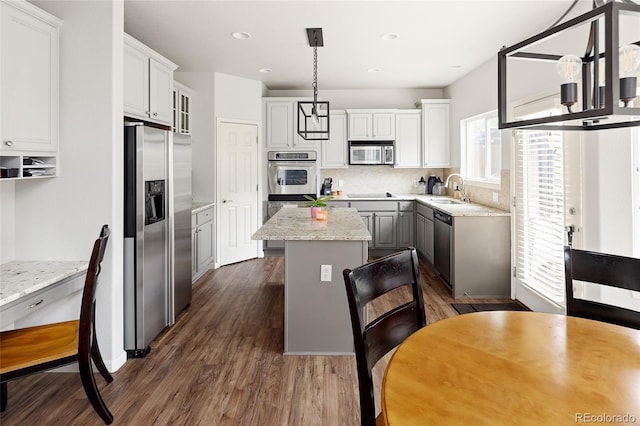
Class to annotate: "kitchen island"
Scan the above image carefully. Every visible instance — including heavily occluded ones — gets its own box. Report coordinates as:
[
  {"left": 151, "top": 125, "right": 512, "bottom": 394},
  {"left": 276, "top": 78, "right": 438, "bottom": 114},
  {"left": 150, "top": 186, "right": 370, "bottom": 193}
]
[{"left": 252, "top": 207, "right": 371, "bottom": 355}]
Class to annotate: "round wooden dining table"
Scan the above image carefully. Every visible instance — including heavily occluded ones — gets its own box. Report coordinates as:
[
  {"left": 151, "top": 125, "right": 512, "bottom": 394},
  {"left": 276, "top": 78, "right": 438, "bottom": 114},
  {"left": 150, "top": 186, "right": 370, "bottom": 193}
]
[{"left": 381, "top": 311, "right": 640, "bottom": 425}]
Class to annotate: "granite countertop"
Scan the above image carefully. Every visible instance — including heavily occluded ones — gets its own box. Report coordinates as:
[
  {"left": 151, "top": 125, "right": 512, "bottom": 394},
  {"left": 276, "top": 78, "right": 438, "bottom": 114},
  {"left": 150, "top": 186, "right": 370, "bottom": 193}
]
[
  {"left": 0, "top": 261, "right": 89, "bottom": 307},
  {"left": 252, "top": 207, "right": 371, "bottom": 241},
  {"left": 329, "top": 193, "right": 510, "bottom": 217},
  {"left": 192, "top": 201, "right": 215, "bottom": 215}
]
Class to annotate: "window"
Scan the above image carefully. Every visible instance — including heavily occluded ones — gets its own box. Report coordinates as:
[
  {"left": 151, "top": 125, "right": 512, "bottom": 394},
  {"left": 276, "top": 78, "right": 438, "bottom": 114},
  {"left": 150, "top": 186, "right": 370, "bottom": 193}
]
[{"left": 460, "top": 111, "right": 501, "bottom": 185}]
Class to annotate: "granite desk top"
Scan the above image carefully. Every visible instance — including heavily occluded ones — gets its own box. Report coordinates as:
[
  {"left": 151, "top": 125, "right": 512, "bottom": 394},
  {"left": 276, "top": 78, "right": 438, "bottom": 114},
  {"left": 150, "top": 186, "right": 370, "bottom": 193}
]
[
  {"left": 252, "top": 207, "right": 371, "bottom": 241},
  {"left": 0, "top": 261, "right": 88, "bottom": 307},
  {"left": 192, "top": 201, "right": 215, "bottom": 215}
]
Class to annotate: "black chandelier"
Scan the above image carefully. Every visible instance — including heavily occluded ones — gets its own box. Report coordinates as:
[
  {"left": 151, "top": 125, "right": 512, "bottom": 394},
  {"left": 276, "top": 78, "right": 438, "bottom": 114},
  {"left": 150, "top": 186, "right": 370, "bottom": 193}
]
[
  {"left": 498, "top": 0, "right": 640, "bottom": 131},
  {"left": 298, "top": 28, "right": 330, "bottom": 140}
]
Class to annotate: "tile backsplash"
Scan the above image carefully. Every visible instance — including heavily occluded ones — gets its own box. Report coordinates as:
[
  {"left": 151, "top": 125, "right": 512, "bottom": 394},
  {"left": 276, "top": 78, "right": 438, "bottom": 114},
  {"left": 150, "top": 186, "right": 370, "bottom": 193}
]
[{"left": 320, "top": 167, "right": 445, "bottom": 195}]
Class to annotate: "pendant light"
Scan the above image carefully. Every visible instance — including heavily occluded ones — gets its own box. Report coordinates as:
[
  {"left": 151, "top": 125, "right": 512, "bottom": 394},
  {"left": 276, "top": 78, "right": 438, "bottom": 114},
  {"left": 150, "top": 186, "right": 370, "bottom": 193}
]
[
  {"left": 498, "top": 0, "right": 640, "bottom": 131},
  {"left": 298, "top": 28, "right": 330, "bottom": 140}
]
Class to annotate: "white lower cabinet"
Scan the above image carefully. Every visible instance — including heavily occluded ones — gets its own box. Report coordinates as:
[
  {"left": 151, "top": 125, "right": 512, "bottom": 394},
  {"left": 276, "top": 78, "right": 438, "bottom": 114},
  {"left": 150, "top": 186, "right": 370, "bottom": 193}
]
[{"left": 192, "top": 207, "right": 214, "bottom": 282}]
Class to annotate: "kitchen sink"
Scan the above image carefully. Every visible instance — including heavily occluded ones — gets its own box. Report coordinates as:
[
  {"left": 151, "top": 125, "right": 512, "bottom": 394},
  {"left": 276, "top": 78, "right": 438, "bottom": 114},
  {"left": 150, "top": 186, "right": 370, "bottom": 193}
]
[{"left": 430, "top": 199, "right": 463, "bottom": 205}]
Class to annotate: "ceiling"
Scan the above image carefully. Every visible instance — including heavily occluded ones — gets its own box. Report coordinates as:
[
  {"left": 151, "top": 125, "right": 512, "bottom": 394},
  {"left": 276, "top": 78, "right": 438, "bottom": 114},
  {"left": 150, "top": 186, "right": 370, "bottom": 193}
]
[{"left": 123, "top": 0, "right": 589, "bottom": 91}]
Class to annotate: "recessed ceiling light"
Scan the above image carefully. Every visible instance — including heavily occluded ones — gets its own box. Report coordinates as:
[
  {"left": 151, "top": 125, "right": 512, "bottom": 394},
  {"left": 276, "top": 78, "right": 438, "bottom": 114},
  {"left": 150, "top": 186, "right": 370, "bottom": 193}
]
[
  {"left": 231, "top": 32, "right": 251, "bottom": 40},
  {"left": 380, "top": 33, "right": 399, "bottom": 41},
  {"left": 258, "top": 68, "right": 272, "bottom": 73},
  {"left": 367, "top": 68, "right": 381, "bottom": 73}
]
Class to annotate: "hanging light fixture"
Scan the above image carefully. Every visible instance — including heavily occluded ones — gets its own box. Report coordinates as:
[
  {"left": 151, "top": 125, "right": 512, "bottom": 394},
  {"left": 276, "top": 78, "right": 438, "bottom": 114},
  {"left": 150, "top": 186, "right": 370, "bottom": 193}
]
[
  {"left": 498, "top": 0, "right": 640, "bottom": 131},
  {"left": 298, "top": 28, "right": 330, "bottom": 140}
]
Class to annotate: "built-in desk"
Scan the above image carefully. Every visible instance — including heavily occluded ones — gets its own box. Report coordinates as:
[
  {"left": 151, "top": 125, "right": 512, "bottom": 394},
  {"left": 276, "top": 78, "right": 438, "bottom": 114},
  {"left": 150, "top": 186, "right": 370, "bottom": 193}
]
[
  {"left": 0, "top": 261, "right": 88, "bottom": 330},
  {"left": 252, "top": 207, "right": 371, "bottom": 355}
]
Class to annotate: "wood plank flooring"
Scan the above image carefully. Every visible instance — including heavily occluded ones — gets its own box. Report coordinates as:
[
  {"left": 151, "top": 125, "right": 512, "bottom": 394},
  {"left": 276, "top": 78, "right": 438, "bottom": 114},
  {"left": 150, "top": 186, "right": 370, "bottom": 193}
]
[{"left": 0, "top": 255, "right": 513, "bottom": 425}]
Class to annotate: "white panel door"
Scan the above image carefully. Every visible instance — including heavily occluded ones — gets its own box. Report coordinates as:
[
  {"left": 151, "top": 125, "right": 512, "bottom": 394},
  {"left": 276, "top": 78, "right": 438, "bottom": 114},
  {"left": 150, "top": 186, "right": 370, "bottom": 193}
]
[{"left": 219, "top": 121, "right": 259, "bottom": 265}]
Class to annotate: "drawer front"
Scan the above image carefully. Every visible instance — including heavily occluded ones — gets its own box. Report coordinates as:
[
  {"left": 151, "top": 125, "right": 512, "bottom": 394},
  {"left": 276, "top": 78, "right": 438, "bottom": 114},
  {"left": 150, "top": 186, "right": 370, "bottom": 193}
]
[
  {"left": 350, "top": 201, "right": 397, "bottom": 211},
  {"left": 1, "top": 273, "right": 85, "bottom": 329},
  {"left": 416, "top": 203, "right": 433, "bottom": 218},
  {"left": 196, "top": 207, "right": 214, "bottom": 225},
  {"left": 398, "top": 201, "right": 414, "bottom": 212}
]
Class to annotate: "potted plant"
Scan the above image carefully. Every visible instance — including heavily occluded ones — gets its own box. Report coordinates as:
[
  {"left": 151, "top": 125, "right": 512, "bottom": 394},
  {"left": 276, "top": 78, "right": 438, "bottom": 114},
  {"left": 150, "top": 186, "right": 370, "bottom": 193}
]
[{"left": 304, "top": 194, "right": 333, "bottom": 218}]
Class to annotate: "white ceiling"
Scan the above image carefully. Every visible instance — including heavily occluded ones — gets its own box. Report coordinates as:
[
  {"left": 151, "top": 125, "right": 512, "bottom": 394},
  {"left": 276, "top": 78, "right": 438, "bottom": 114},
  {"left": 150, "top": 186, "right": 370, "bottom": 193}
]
[{"left": 123, "top": 0, "right": 589, "bottom": 90}]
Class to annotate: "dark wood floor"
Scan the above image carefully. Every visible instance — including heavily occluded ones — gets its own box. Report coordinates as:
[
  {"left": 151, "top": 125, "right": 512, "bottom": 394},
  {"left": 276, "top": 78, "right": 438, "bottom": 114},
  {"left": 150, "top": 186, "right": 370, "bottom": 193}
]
[{"left": 0, "top": 255, "right": 512, "bottom": 425}]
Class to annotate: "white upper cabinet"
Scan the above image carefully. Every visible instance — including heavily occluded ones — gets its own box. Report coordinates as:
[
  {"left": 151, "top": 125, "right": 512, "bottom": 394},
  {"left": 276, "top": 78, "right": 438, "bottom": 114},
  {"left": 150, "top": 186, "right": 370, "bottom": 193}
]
[
  {"left": 394, "top": 110, "right": 422, "bottom": 168},
  {"left": 264, "top": 98, "right": 318, "bottom": 149},
  {"left": 124, "top": 34, "right": 177, "bottom": 126},
  {"left": 321, "top": 110, "right": 347, "bottom": 168},
  {"left": 347, "top": 110, "right": 395, "bottom": 140},
  {"left": 173, "top": 81, "right": 193, "bottom": 135},
  {"left": 418, "top": 99, "right": 450, "bottom": 168},
  {"left": 1, "top": 0, "right": 61, "bottom": 153}
]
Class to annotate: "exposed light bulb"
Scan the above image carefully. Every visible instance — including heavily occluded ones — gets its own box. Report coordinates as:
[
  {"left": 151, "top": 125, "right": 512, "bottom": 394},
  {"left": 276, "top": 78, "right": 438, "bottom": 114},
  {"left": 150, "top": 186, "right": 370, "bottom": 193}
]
[
  {"left": 556, "top": 54, "right": 582, "bottom": 112},
  {"left": 619, "top": 44, "right": 639, "bottom": 107},
  {"left": 556, "top": 54, "right": 582, "bottom": 84},
  {"left": 619, "top": 44, "right": 640, "bottom": 78},
  {"left": 311, "top": 113, "right": 320, "bottom": 131}
]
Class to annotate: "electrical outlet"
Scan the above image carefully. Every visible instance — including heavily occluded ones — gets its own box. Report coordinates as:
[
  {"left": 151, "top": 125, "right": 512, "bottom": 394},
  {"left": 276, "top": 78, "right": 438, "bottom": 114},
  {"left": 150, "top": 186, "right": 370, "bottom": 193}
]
[
  {"left": 320, "top": 264, "right": 332, "bottom": 282},
  {"left": 338, "top": 180, "right": 344, "bottom": 188},
  {"left": 493, "top": 192, "right": 499, "bottom": 203}
]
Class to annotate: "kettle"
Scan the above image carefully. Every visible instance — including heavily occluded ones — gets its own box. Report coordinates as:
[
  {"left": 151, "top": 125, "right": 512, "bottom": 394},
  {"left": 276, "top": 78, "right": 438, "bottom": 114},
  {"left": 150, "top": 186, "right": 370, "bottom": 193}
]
[{"left": 321, "top": 178, "right": 332, "bottom": 196}]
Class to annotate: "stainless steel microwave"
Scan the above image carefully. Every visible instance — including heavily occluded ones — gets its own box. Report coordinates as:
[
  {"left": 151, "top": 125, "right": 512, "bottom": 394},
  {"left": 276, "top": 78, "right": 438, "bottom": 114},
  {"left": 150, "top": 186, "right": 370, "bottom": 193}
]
[{"left": 349, "top": 141, "right": 394, "bottom": 165}]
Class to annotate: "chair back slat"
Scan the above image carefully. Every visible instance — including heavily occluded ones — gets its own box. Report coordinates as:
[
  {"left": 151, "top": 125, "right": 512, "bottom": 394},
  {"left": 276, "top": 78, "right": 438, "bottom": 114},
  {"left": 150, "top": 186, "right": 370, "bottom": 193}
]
[
  {"left": 343, "top": 247, "right": 426, "bottom": 426},
  {"left": 79, "top": 225, "right": 110, "bottom": 354},
  {"left": 364, "top": 302, "right": 422, "bottom": 371},
  {"left": 564, "top": 245, "right": 640, "bottom": 330}
]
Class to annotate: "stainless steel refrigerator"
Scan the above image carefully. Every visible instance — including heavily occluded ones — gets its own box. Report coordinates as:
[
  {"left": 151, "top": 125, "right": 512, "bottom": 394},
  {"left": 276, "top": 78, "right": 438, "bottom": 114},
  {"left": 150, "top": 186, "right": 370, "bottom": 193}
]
[
  {"left": 124, "top": 123, "right": 170, "bottom": 358},
  {"left": 169, "top": 133, "right": 192, "bottom": 323}
]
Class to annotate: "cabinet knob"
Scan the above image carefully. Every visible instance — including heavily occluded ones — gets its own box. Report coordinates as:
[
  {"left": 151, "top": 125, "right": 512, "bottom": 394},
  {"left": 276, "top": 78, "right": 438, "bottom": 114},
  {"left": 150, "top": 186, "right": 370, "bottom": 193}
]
[
  {"left": 4, "top": 140, "right": 13, "bottom": 147},
  {"left": 153, "top": 112, "right": 158, "bottom": 117}
]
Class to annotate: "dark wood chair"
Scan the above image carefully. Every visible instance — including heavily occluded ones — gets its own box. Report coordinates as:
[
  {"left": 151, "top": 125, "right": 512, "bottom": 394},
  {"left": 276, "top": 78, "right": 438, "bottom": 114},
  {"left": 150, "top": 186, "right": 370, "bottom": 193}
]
[
  {"left": 564, "top": 245, "right": 640, "bottom": 330},
  {"left": 0, "top": 225, "right": 114, "bottom": 424},
  {"left": 343, "top": 247, "right": 427, "bottom": 426}
]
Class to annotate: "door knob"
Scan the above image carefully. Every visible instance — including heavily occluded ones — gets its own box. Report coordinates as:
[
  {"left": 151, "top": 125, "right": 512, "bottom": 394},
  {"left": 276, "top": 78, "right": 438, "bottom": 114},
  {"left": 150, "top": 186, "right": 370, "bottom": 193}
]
[
  {"left": 4, "top": 140, "right": 13, "bottom": 146},
  {"left": 222, "top": 199, "right": 233, "bottom": 203}
]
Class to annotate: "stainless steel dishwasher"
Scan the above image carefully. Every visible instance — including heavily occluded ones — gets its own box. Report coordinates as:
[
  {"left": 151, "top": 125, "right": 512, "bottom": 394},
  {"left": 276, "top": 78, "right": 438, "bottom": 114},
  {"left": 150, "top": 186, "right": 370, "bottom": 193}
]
[{"left": 433, "top": 210, "right": 452, "bottom": 287}]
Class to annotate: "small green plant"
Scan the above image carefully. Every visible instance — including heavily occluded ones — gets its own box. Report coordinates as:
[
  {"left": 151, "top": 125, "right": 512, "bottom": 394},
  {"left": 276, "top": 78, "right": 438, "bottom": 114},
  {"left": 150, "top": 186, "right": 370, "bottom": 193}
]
[{"left": 303, "top": 194, "right": 333, "bottom": 207}]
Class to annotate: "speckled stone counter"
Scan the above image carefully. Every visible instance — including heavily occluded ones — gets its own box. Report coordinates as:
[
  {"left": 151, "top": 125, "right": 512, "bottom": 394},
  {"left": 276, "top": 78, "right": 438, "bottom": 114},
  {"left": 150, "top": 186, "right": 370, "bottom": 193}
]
[
  {"left": 252, "top": 207, "right": 371, "bottom": 241},
  {"left": 0, "top": 261, "right": 88, "bottom": 307},
  {"left": 253, "top": 207, "right": 368, "bottom": 356},
  {"left": 192, "top": 201, "right": 215, "bottom": 215}
]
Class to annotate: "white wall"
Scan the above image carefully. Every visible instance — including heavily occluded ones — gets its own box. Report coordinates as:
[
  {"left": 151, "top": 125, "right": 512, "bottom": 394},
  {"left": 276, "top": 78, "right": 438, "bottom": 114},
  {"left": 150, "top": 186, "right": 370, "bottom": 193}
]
[
  {"left": 174, "top": 72, "right": 216, "bottom": 203},
  {"left": 0, "top": 181, "right": 15, "bottom": 262},
  {"left": 24, "top": 0, "right": 127, "bottom": 370},
  {"left": 269, "top": 88, "right": 442, "bottom": 109}
]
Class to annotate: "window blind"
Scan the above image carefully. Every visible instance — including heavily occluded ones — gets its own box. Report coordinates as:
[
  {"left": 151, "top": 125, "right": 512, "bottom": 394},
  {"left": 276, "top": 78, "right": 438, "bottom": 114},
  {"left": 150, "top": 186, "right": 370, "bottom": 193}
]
[{"left": 514, "top": 122, "right": 565, "bottom": 308}]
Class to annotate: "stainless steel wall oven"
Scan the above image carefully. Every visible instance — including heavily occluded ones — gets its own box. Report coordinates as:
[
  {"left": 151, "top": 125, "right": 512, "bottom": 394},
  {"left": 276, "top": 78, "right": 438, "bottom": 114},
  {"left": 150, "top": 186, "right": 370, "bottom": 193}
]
[{"left": 267, "top": 151, "right": 317, "bottom": 201}]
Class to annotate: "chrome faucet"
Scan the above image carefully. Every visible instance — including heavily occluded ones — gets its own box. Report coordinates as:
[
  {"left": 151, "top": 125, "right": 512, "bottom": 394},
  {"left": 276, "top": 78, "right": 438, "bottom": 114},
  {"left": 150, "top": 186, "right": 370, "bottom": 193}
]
[{"left": 444, "top": 173, "right": 469, "bottom": 202}]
